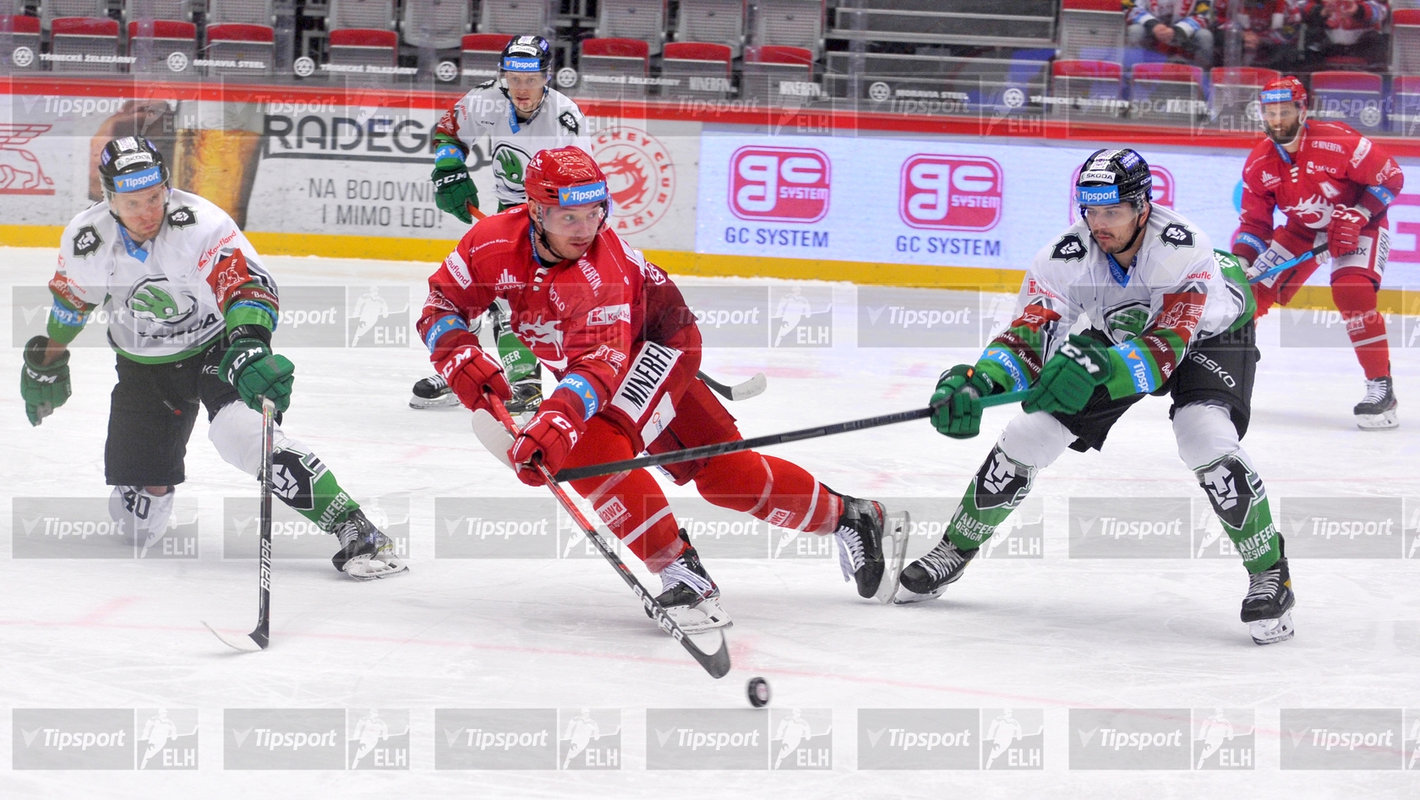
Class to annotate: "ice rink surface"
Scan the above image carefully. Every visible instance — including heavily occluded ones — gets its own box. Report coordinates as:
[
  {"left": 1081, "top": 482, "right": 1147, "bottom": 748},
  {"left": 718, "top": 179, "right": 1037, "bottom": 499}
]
[{"left": 1, "top": 247, "right": 1417, "bottom": 798}]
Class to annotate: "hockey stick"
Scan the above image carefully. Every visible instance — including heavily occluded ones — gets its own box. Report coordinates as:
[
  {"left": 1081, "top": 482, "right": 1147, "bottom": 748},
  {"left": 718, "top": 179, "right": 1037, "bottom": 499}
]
[
  {"left": 203, "top": 395, "right": 276, "bottom": 652},
  {"left": 697, "top": 370, "right": 767, "bottom": 401},
  {"left": 476, "top": 402, "right": 732, "bottom": 679},
  {"left": 556, "top": 390, "right": 1030, "bottom": 482},
  {"left": 467, "top": 201, "right": 487, "bottom": 221},
  {"left": 1248, "top": 244, "right": 1327, "bottom": 284}
]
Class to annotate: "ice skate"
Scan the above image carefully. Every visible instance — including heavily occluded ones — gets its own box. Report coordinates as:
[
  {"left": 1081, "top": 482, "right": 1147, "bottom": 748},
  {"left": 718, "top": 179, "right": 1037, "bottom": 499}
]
[
  {"left": 1241, "top": 557, "right": 1295, "bottom": 645},
  {"left": 894, "top": 537, "right": 977, "bottom": 604},
  {"left": 832, "top": 495, "right": 906, "bottom": 602},
  {"left": 331, "top": 509, "right": 409, "bottom": 580},
  {"left": 1354, "top": 376, "right": 1397, "bottom": 430},
  {"left": 409, "top": 373, "right": 460, "bottom": 409},
  {"left": 504, "top": 376, "right": 544, "bottom": 415},
  {"left": 649, "top": 534, "right": 730, "bottom": 633}
]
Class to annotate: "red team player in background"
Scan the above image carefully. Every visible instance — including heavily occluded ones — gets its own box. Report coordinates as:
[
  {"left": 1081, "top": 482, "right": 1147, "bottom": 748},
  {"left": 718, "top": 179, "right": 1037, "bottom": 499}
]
[
  {"left": 415, "top": 146, "right": 901, "bottom": 630},
  {"left": 1232, "top": 76, "right": 1403, "bottom": 429}
]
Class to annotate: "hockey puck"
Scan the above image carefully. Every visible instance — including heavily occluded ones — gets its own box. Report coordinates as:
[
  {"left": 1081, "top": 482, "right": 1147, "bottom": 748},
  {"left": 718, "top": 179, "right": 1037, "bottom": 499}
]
[{"left": 746, "top": 676, "right": 771, "bottom": 708}]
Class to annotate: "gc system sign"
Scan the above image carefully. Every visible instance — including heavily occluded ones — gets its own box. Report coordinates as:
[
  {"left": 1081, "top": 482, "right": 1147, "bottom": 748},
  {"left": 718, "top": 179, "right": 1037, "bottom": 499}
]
[
  {"left": 899, "top": 154, "right": 1004, "bottom": 231},
  {"left": 729, "top": 146, "right": 831, "bottom": 223}
]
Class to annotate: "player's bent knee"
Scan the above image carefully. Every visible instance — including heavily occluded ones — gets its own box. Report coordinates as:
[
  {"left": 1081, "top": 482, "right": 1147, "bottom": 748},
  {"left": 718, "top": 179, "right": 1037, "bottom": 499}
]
[
  {"left": 997, "top": 411, "right": 1072, "bottom": 471},
  {"left": 209, "top": 401, "right": 291, "bottom": 476},
  {"left": 1174, "top": 402, "right": 1241, "bottom": 470}
]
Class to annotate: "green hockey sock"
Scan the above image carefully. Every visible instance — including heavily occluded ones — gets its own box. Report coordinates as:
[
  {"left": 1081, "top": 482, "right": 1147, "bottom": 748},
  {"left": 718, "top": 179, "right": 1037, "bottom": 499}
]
[
  {"left": 1195, "top": 453, "right": 1281, "bottom": 573},
  {"left": 271, "top": 446, "right": 360, "bottom": 532},
  {"left": 946, "top": 445, "right": 1036, "bottom": 551}
]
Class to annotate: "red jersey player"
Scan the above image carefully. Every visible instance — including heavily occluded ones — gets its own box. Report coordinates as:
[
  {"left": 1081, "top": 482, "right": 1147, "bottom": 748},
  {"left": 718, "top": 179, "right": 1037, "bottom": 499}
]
[
  {"left": 416, "top": 146, "right": 903, "bottom": 630},
  {"left": 1232, "top": 76, "right": 1402, "bottom": 429}
]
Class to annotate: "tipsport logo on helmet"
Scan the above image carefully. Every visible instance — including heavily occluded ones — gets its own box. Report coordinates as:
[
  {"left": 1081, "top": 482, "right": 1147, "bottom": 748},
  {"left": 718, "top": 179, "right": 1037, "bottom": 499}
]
[
  {"left": 558, "top": 180, "right": 608, "bottom": 206},
  {"left": 1260, "top": 88, "right": 1295, "bottom": 104},
  {"left": 113, "top": 166, "right": 164, "bottom": 192},
  {"left": 1077, "top": 186, "right": 1120, "bottom": 205},
  {"left": 502, "top": 56, "right": 543, "bottom": 72}
]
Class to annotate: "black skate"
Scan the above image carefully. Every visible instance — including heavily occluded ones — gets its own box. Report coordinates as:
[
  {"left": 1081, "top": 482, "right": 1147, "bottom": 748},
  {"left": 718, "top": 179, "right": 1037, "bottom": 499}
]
[
  {"left": 331, "top": 509, "right": 409, "bottom": 580},
  {"left": 832, "top": 495, "right": 906, "bottom": 602},
  {"left": 504, "top": 375, "right": 544, "bottom": 415},
  {"left": 409, "top": 373, "right": 460, "bottom": 409},
  {"left": 1241, "top": 557, "right": 1295, "bottom": 645},
  {"left": 894, "top": 537, "right": 978, "bottom": 604},
  {"left": 648, "top": 532, "right": 730, "bottom": 633},
  {"left": 1354, "top": 376, "right": 1398, "bottom": 430}
]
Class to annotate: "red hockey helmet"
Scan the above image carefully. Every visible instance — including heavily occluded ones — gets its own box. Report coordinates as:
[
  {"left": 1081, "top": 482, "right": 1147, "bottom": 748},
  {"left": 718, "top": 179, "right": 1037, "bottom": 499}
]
[
  {"left": 524, "top": 146, "right": 609, "bottom": 209},
  {"left": 1259, "top": 75, "right": 1307, "bottom": 109}
]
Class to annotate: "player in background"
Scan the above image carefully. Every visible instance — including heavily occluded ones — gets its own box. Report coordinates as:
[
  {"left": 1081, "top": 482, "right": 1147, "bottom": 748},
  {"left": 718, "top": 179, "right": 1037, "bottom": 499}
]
[
  {"left": 417, "top": 146, "right": 902, "bottom": 631},
  {"left": 412, "top": 34, "right": 591, "bottom": 413},
  {"left": 1232, "top": 76, "right": 1403, "bottom": 429},
  {"left": 21, "top": 137, "right": 407, "bottom": 580},
  {"left": 896, "top": 148, "right": 1295, "bottom": 646}
]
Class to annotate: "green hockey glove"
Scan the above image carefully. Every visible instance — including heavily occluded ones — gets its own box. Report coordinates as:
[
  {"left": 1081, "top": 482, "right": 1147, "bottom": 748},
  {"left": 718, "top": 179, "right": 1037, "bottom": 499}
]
[
  {"left": 220, "top": 332, "right": 294, "bottom": 413},
  {"left": 929, "top": 364, "right": 994, "bottom": 439},
  {"left": 1024, "top": 334, "right": 1113, "bottom": 416},
  {"left": 21, "top": 335, "right": 71, "bottom": 426}
]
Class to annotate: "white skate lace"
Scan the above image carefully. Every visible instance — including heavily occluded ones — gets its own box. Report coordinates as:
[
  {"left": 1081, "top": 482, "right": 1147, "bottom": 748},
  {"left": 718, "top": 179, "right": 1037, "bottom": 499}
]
[
  {"left": 430, "top": 374, "right": 449, "bottom": 392},
  {"left": 918, "top": 541, "right": 970, "bottom": 582},
  {"left": 1359, "top": 378, "right": 1389, "bottom": 406},
  {"left": 661, "top": 557, "right": 714, "bottom": 599},
  {"left": 834, "top": 526, "right": 865, "bottom": 582},
  {"left": 1244, "top": 569, "right": 1281, "bottom": 603}
]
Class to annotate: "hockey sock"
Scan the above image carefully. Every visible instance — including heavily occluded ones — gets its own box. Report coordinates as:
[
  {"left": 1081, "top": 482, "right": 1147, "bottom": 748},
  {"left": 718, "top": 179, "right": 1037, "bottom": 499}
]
[
  {"left": 108, "top": 485, "right": 175, "bottom": 547},
  {"left": 947, "top": 445, "right": 1036, "bottom": 551},
  {"left": 1331, "top": 272, "right": 1390, "bottom": 380},
  {"left": 269, "top": 445, "right": 361, "bottom": 532},
  {"left": 565, "top": 420, "right": 683, "bottom": 571},
  {"left": 492, "top": 310, "right": 539, "bottom": 383},
  {"left": 1194, "top": 453, "right": 1281, "bottom": 573},
  {"left": 691, "top": 451, "right": 843, "bottom": 534}
]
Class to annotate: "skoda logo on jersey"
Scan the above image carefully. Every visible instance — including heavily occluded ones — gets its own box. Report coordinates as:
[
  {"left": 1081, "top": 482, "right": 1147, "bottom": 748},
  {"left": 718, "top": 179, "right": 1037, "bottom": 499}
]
[
  {"left": 128, "top": 278, "right": 197, "bottom": 325},
  {"left": 559, "top": 181, "right": 608, "bottom": 206},
  {"left": 113, "top": 166, "right": 165, "bottom": 193},
  {"left": 1076, "top": 186, "right": 1119, "bottom": 205}
]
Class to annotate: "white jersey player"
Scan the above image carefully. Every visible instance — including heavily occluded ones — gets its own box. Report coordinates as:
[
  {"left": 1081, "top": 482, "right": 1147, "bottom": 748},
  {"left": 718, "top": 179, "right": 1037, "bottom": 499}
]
[
  {"left": 20, "top": 137, "right": 406, "bottom": 580},
  {"left": 897, "top": 148, "right": 1296, "bottom": 646}
]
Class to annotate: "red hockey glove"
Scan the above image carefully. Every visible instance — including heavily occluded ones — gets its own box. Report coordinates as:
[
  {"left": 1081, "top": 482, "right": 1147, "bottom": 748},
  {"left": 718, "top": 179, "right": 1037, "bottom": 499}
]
[
  {"left": 507, "top": 396, "right": 586, "bottom": 487},
  {"left": 1327, "top": 206, "right": 1367, "bottom": 258},
  {"left": 433, "top": 335, "right": 512, "bottom": 412}
]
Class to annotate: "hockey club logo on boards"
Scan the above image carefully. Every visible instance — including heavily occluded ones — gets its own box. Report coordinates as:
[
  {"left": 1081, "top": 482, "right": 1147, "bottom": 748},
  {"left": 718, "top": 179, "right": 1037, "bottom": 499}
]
[
  {"left": 0, "top": 122, "right": 57, "bottom": 195},
  {"left": 857, "top": 285, "right": 981, "bottom": 348},
  {"left": 11, "top": 496, "right": 198, "bottom": 560},
  {"left": 1067, "top": 496, "right": 1192, "bottom": 559},
  {"left": 346, "top": 284, "right": 410, "bottom": 348},
  {"left": 1274, "top": 496, "right": 1403, "bottom": 559},
  {"left": 557, "top": 708, "right": 622, "bottom": 770},
  {"left": 679, "top": 284, "right": 769, "bottom": 348},
  {"left": 858, "top": 708, "right": 979, "bottom": 770},
  {"left": 432, "top": 496, "right": 557, "bottom": 559},
  {"left": 434, "top": 708, "right": 557, "bottom": 769},
  {"left": 1069, "top": 708, "right": 1190, "bottom": 770},
  {"left": 1192, "top": 708, "right": 1255, "bottom": 771},
  {"left": 590, "top": 125, "right": 675, "bottom": 236},
  {"left": 769, "top": 709, "right": 832, "bottom": 770},
  {"left": 981, "top": 709, "right": 1044, "bottom": 770},
  {"left": 728, "top": 146, "right": 830, "bottom": 223},
  {"left": 646, "top": 709, "right": 770, "bottom": 770},
  {"left": 898, "top": 154, "right": 1003, "bottom": 232},
  {"left": 224, "top": 708, "right": 345, "bottom": 770},
  {"left": 224, "top": 493, "right": 409, "bottom": 561},
  {"left": 346, "top": 709, "right": 411, "bottom": 770},
  {"left": 769, "top": 284, "right": 832, "bottom": 348},
  {"left": 1280, "top": 708, "right": 1403, "bottom": 770}
]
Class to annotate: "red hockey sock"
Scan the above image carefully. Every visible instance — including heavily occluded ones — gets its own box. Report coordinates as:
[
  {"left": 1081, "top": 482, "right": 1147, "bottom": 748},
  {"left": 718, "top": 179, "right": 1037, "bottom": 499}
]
[
  {"left": 1331, "top": 272, "right": 1390, "bottom": 379},
  {"left": 692, "top": 451, "right": 843, "bottom": 534},
  {"left": 565, "top": 420, "right": 683, "bottom": 572}
]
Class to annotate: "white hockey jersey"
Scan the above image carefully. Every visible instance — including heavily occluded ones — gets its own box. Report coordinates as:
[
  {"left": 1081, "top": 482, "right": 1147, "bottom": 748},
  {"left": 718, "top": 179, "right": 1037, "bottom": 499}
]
[
  {"left": 48, "top": 189, "right": 275, "bottom": 362},
  {"left": 977, "top": 205, "right": 1252, "bottom": 398},
  {"left": 434, "top": 82, "right": 591, "bottom": 208}
]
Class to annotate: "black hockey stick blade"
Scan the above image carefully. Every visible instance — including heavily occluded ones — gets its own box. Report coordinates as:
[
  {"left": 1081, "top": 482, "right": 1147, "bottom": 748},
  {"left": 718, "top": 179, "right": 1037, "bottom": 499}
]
[
  {"left": 486, "top": 400, "right": 731, "bottom": 678},
  {"left": 697, "top": 370, "right": 767, "bottom": 401},
  {"left": 203, "top": 396, "right": 276, "bottom": 652},
  {"left": 1248, "top": 244, "right": 1327, "bottom": 284},
  {"left": 557, "top": 390, "right": 1029, "bottom": 482}
]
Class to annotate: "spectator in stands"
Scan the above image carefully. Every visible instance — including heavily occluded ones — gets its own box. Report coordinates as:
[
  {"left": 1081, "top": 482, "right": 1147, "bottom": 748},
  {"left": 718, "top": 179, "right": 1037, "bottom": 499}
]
[
  {"left": 1124, "top": 0, "right": 1218, "bottom": 68},
  {"left": 1214, "top": 0, "right": 1304, "bottom": 69},
  {"left": 1299, "top": 0, "right": 1389, "bottom": 69}
]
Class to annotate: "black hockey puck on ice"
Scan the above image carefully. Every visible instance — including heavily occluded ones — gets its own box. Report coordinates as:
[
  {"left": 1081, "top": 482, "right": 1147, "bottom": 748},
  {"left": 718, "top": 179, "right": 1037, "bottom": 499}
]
[{"left": 746, "top": 677, "right": 771, "bottom": 708}]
